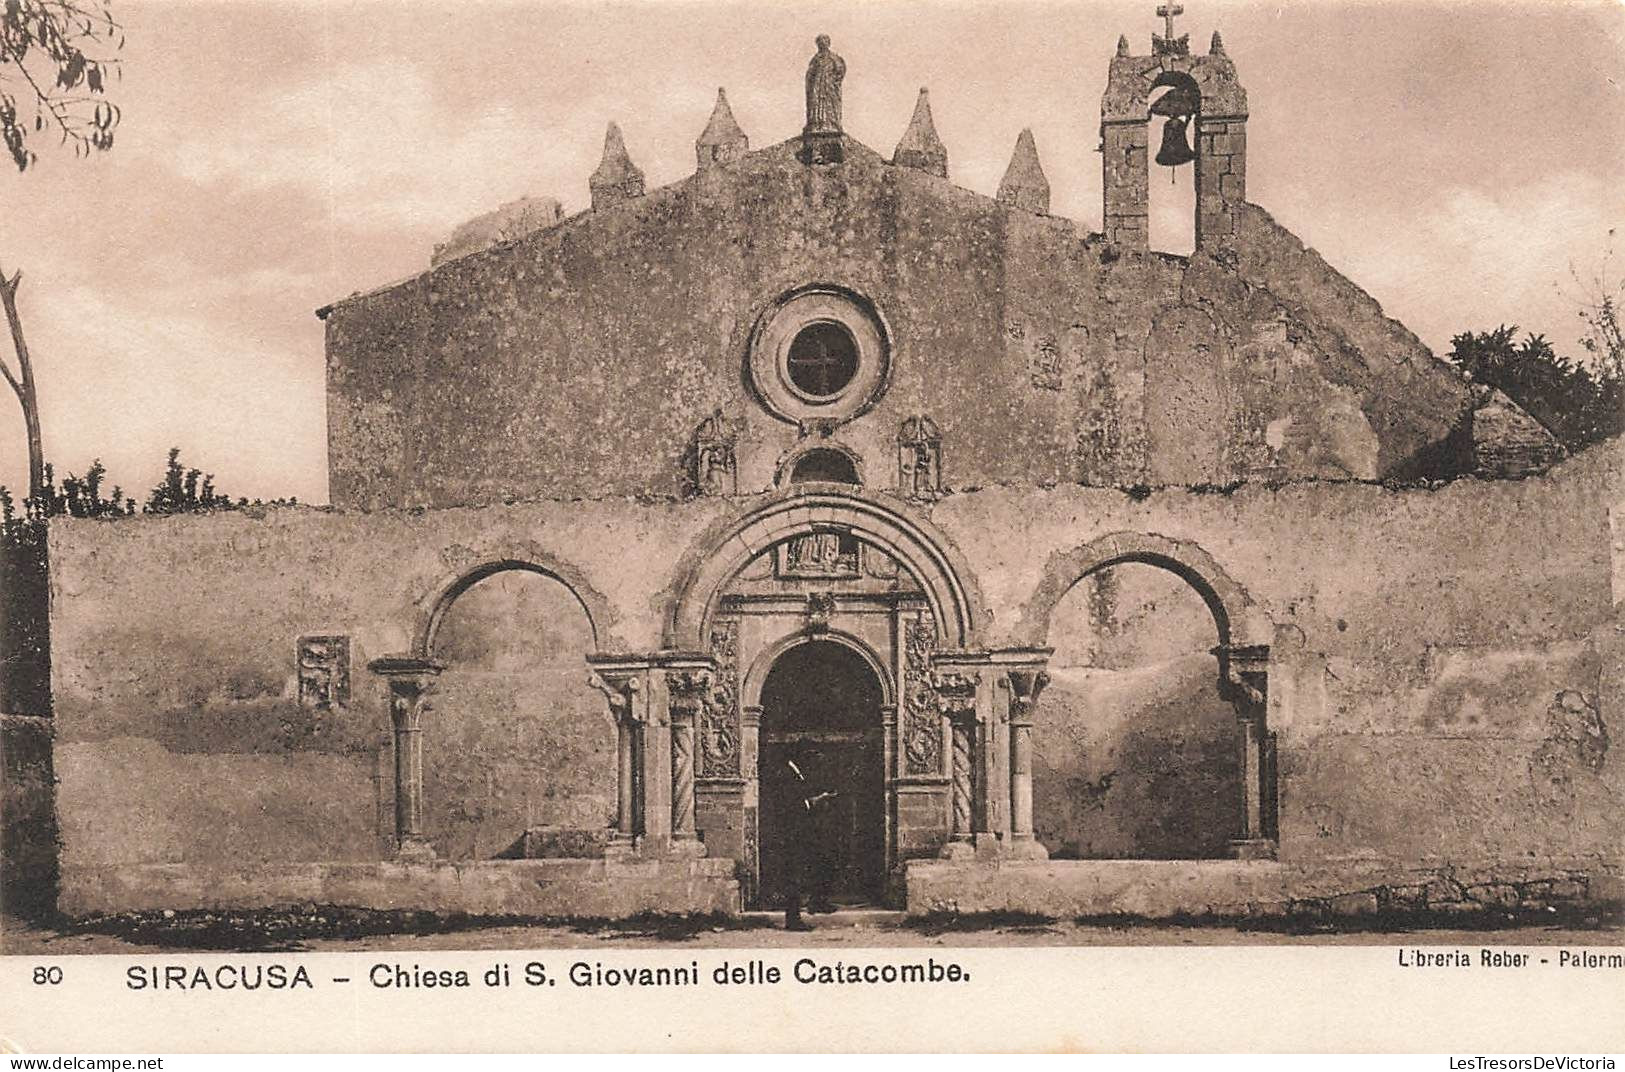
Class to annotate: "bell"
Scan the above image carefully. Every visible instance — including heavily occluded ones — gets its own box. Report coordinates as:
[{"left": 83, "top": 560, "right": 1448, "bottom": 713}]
[
  {"left": 1150, "top": 84, "right": 1201, "bottom": 118},
  {"left": 1155, "top": 115, "right": 1195, "bottom": 168}
]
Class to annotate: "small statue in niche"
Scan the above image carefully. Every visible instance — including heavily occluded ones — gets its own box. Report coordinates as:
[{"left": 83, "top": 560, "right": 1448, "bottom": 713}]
[
  {"left": 898, "top": 415, "right": 942, "bottom": 499},
  {"left": 804, "top": 34, "right": 845, "bottom": 135},
  {"left": 691, "top": 411, "right": 738, "bottom": 496}
]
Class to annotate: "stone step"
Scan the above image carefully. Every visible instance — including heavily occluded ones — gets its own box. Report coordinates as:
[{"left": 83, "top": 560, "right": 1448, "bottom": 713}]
[{"left": 742, "top": 908, "right": 906, "bottom": 927}]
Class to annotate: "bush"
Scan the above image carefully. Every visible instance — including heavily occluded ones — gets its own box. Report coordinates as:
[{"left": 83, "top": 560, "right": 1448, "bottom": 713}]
[
  {"left": 1, "top": 447, "right": 298, "bottom": 541},
  {"left": 1447, "top": 325, "right": 1623, "bottom": 450}
]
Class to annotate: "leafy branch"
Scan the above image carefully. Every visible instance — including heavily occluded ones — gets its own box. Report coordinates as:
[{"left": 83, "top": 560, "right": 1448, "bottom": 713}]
[{"left": 0, "top": 0, "right": 123, "bottom": 170}]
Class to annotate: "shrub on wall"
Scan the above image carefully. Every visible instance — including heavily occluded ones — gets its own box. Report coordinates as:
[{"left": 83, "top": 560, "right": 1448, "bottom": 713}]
[
  {"left": 0, "top": 447, "right": 299, "bottom": 533},
  {"left": 1448, "top": 326, "right": 1624, "bottom": 450},
  {"left": 0, "top": 449, "right": 294, "bottom": 717}
]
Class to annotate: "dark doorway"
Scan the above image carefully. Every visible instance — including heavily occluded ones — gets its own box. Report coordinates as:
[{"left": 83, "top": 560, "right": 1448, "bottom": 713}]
[{"left": 757, "top": 640, "right": 886, "bottom": 909}]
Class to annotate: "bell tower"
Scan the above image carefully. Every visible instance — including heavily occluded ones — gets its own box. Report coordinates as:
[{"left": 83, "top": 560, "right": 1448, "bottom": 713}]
[{"left": 1100, "top": 6, "right": 1248, "bottom": 253}]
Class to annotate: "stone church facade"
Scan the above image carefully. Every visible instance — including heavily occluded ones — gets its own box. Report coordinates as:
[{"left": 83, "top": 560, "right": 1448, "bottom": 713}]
[{"left": 26, "top": 20, "right": 1623, "bottom": 919}]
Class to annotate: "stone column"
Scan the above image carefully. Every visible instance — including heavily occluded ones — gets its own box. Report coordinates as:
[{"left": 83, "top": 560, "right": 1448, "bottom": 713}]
[
  {"left": 930, "top": 667, "right": 981, "bottom": 859},
  {"left": 652, "top": 652, "right": 715, "bottom": 858},
  {"left": 368, "top": 656, "right": 444, "bottom": 861},
  {"left": 588, "top": 659, "right": 648, "bottom": 855},
  {"left": 983, "top": 684, "right": 1009, "bottom": 845},
  {"left": 740, "top": 703, "right": 762, "bottom": 904},
  {"left": 740, "top": 705, "right": 762, "bottom": 783},
  {"left": 1004, "top": 665, "right": 1050, "bottom": 859},
  {"left": 664, "top": 667, "right": 711, "bottom": 855},
  {"left": 1218, "top": 643, "right": 1274, "bottom": 860}
]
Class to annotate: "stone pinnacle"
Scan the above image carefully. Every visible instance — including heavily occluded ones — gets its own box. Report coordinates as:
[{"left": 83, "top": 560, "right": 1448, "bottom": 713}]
[
  {"left": 891, "top": 87, "right": 948, "bottom": 179},
  {"left": 996, "top": 128, "right": 1050, "bottom": 215},
  {"left": 696, "top": 87, "right": 749, "bottom": 170},
  {"left": 589, "top": 121, "right": 645, "bottom": 210},
  {"left": 1210, "top": 30, "right": 1226, "bottom": 55}
]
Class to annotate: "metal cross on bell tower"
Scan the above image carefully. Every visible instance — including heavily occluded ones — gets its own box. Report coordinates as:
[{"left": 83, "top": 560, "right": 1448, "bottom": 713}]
[
  {"left": 1158, "top": 3, "right": 1183, "bottom": 39},
  {"left": 1153, "top": 2, "right": 1190, "bottom": 55}
]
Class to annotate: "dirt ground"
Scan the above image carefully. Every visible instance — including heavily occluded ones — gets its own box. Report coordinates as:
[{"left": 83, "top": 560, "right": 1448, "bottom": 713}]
[{"left": 4, "top": 909, "right": 1621, "bottom": 955}]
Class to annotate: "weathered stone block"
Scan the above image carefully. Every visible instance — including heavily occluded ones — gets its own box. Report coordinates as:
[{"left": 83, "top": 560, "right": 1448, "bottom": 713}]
[
  {"left": 59, "top": 860, "right": 740, "bottom": 918},
  {"left": 1329, "top": 891, "right": 1379, "bottom": 916},
  {"left": 1546, "top": 879, "right": 1588, "bottom": 901},
  {"left": 1588, "top": 874, "right": 1625, "bottom": 902},
  {"left": 517, "top": 826, "right": 611, "bottom": 859},
  {"left": 1382, "top": 884, "right": 1429, "bottom": 910},
  {"left": 1471, "top": 389, "right": 1565, "bottom": 477}
]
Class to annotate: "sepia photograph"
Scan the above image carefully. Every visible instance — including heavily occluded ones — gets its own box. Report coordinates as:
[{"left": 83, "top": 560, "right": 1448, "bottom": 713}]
[{"left": 0, "top": 0, "right": 1621, "bottom": 1054}]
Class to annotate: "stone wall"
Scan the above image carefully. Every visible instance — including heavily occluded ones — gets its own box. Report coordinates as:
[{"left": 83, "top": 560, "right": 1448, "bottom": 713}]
[
  {"left": 2, "top": 530, "right": 56, "bottom": 918},
  {"left": 322, "top": 136, "right": 1470, "bottom": 510},
  {"left": 1, "top": 714, "right": 56, "bottom": 917},
  {"left": 933, "top": 443, "right": 1621, "bottom": 868},
  {"left": 1, "top": 528, "right": 50, "bottom": 717},
  {"left": 46, "top": 497, "right": 731, "bottom": 897},
  {"left": 43, "top": 441, "right": 1620, "bottom": 913}
]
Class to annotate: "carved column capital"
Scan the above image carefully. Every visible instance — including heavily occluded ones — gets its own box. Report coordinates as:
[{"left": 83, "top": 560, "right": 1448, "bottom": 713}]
[
  {"left": 930, "top": 670, "right": 982, "bottom": 722},
  {"left": 370, "top": 656, "right": 444, "bottom": 723},
  {"left": 1005, "top": 669, "right": 1050, "bottom": 727},
  {"left": 369, "top": 655, "right": 444, "bottom": 691},
  {"left": 591, "top": 672, "right": 643, "bottom": 721},
  {"left": 587, "top": 655, "right": 653, "bottom": 724},
  {"left": 1215, "top": 643, "right": 1270, "bottom": 714},
  {"left": 664, "top": 668, "right": 714, "bottom": 709},
  {"left": 930, "top": 649, "right": 992, "bottom": 711},
  {"left": 656, "top": 651, "right": 718, "bottom": 721},
  {"left": 988, "top": 646, "right": 1052, "bottom": 725}
]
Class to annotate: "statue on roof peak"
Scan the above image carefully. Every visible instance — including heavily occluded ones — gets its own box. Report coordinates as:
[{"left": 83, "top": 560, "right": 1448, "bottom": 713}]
[{"left": 804, "top": 34, "right": 846, "bottom": 135}]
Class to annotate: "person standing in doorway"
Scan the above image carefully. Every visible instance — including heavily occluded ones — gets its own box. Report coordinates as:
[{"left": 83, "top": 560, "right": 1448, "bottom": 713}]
[{"left": 781, "top": 750, "right": 838, "bottom": 930}]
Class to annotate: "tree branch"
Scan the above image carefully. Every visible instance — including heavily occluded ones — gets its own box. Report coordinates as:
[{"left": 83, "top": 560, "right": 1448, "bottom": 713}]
[
  {"left": 0, "top": 345, "right": 21, "bottom": 403},
  {"left": 0, "top": 264, "right": 45, "bottom": 498},
  {"left": 0, "top": 271, "right": 22, "bottom": 401}
]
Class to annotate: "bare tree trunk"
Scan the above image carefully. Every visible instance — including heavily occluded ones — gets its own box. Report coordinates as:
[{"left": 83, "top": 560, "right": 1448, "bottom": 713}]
[{"left": 0, "top": 267, "right": 45, "bottom": 501}]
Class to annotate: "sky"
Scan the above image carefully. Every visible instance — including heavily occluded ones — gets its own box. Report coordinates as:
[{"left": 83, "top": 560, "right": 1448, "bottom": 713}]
[{"left": 0, "top": 0, "right": 1620, "bottom": 504}]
